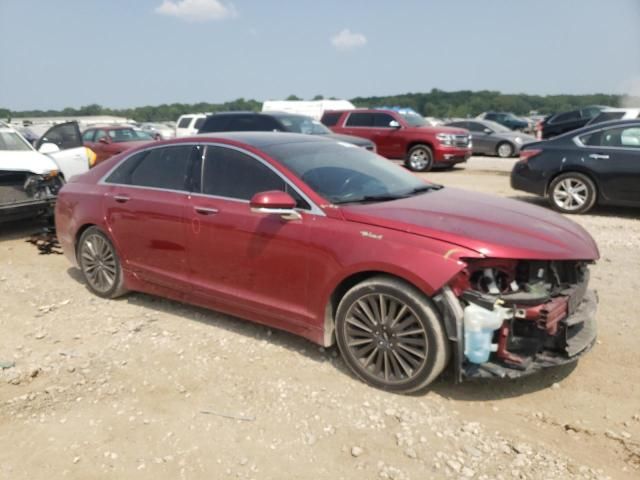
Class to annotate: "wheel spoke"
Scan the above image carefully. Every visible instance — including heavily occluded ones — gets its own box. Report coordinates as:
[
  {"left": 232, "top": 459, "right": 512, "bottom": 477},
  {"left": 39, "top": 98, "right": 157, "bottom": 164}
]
[
  {"left": 362, "top": 346, "right": 379, "bottom": 368},
  {"left": 391, "top": 349, "right": 413, "bottom": 378},
  {"left": 379, "top": 295, "right": 387, "bottom": 324},
  {"left": 356, "top": 299, "right": 378, "bottom": 326},
  {"left": 347, "top": 337, "right": 374, "bottom": 347},
  {"left": 346, "top": 316, "right": 373, "bottom": 334},
  {"left": 397, "top": 342, "right": 426, "bottom": 360},
  {"left": 389, "top": 304, "right": 408, "bottom": 328}
]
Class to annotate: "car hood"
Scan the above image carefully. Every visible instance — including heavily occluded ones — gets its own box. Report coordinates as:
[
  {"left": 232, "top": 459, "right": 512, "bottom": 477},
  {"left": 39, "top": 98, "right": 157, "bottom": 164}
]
[
  {"left": 324, "top": 133, "right": 374, "bottom": 147},
  {"left": 0, "top": 150, "right": 59, "bottom": 175},
  {"left": 406, "top": 125, "right": 468, "bottom": 135},
  {"left": 340, "top": 188, "right": 599, "bottom": 260}
]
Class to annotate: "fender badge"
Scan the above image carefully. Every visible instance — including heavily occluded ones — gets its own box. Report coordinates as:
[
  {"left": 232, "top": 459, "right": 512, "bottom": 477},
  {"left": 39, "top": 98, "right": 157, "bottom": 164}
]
[{"left": 360, "top": 231, "right": 383, "bottom": 240}]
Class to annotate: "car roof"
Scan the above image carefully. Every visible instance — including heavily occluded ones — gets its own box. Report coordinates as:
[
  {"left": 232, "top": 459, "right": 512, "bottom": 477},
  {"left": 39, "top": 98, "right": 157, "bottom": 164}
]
[
  {"left": 193, "top": 131, "right": 336, "bottom": 148},
  {"left": 597, "top": 107, "right": 640, "bottom": 113}
]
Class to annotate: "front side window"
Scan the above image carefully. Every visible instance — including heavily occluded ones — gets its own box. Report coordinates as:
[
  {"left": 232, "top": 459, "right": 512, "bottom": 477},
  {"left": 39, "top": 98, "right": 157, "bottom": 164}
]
[
  {"left": 345, "top": 113, "right": 374, "bottom": 127},
  {"left": 201, "top": 146, "right": 285, "bottom": 200},
  {"left": 39, "top": 123, "right": 82, "bottom": 150},
  {"left": 372, "top": 113, "right": 397, "bottom": 128},
  {"left": 321, "top": 112, "right": 341, "bottom": 127},
  {"left": 400, "top": 113, "right": 427, "bottom": 127},
  {"left": 105, "top": 146, "right": 195, "bottom": 190},
  {"left": 0, "top": 131, "right": 33, "bottom": 151},
  {"left": 94, "top": 130, "right": 107, "bottom": 142},
  {"left": 552, "top": 111, "right": 580, "bottom": 124}
]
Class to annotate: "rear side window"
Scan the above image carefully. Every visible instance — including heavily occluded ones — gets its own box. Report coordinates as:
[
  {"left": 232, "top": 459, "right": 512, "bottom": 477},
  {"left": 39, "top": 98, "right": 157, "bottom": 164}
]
[
  {"left": 321, "top": 112, "right": 342, "bottom": 127},
  {"left": 199, "top": 115, "right": 231, "bottom": 133},
  {"left": 345, "top": 113, "right": 374, "bottom": 127},
  {"left": 177, "top": 117, "right": 192, "bottom": 128},
  {"left": 551, "top": 111, "right": 580, "bottom": 124},
  {"left": 201, "top": 146, "right": 285, "bottom": 200},
  {"left": 581, "top": 126, "right": 640, "bottom": 148},
  {"left": 372, "top": 113, "right": 396, "bottom": 127},
  {"left": 105, "top": 146, "right": 195, "bottom": 191},
  {"left": 467, "top": 122, "right": 486, "bottom": 132}
]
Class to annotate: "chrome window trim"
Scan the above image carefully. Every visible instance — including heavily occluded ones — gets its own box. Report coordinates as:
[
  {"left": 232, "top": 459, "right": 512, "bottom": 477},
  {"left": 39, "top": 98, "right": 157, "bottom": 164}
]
[
  {"left": 573, "top": 122, "right": 640, "bottom": 151},
  {"left": 98, "top": 141, "right": 326, "bottom": 216}
]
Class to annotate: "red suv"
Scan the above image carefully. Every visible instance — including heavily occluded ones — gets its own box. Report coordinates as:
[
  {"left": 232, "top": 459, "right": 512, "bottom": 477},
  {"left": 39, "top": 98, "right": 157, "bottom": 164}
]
[{"left": 321, "top": 109, "right": 472, "bottom": 171}]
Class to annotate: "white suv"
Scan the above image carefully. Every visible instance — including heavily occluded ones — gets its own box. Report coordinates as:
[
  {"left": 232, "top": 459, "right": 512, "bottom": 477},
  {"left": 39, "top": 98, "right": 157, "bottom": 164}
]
[
  {"left": 175, "top": 114, "right": 208, "bottom": 137},
  {"left": 0, "top": 122, "right": 94, "bottom": 222},
  {"left": 588, "top": 108, "right": 640, "bottom": 126}
]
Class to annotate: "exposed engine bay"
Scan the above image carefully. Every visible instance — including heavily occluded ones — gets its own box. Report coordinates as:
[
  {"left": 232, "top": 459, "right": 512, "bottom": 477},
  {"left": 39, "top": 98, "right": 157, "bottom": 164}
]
[
  {"left": 441, "top": 259, "right": 598, "bottom": 379},
  {"left": 0, "top": 170, "right": 63, "bottom": 221}
]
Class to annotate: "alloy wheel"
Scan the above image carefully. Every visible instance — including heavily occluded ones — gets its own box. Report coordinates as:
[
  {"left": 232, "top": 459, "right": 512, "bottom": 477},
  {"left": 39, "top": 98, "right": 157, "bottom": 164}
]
[
  {"left": 343, "top": 293, "right": 428, "bottom": 384},
  {"left": 80, "top": 233, "right": 118, "bottom": 293},
  {"left": 497, "top": 143, "right": 513, "bottom": 158},
  {"left": 552, "top": 178, "right": 588, "bottom": 211},
  {"left": 409, "top": 149, "right": 429, "bottom": 171}
]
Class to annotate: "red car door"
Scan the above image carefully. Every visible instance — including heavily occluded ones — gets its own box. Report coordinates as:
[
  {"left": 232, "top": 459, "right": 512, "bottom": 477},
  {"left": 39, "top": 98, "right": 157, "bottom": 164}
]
[
  {"left": 186, "top": 145, "right": 315, "bottom": 330},
  {"left": 370, "top": 112, "right": 405, "bottom": 158},
  {"left": 103, "top": 145, "right": 197, "bottom": 290}
]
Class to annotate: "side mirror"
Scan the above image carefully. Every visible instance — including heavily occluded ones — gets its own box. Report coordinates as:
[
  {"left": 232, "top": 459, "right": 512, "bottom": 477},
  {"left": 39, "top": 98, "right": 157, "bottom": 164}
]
[
  {"left": 389, "top": 120, "right": 401, "bottom": 129},
  {"left": 99, "top": 136, "right": 110, "bottom": 144},
  {"left": 38, "top": 142, "right": 60, "bottom": 154},
  {"left": 250, "top": 190, "right": 301, "bottom": 221},
  {"left": 483, "top": 128, "right": 493, "bottom": 134}
]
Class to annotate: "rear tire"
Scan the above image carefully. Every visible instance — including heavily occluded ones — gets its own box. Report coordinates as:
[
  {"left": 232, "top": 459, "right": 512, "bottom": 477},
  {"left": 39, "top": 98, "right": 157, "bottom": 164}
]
[
  {"left": 406, "top": 144, "right": 434, "bottom": 172},
  {"left": 77, "top": 227, "right": 128, "bottom": 298},
  {"left": 335, "top": 276, "right": 450, "bottom": 393},
  {"left": 496, "top": 142, "right": 514, "bottom": 158},
  {"left": 547, "top": 172, "right": 597, "bottom": 214}
]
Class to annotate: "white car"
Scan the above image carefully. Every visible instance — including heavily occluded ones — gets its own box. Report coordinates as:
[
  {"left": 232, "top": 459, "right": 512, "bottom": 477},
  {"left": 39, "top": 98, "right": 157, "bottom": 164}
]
[
  {"left": 175, "top": 114, "right": 207, "bottom": 137},
  {"left": 140, "top": 122, "right": 176, "bottom": 140},
  {"left": 0, "top": 122, "right": 95, "bottom": 222},
  {"left": 587, "top": 107, "right": 640, "bottom": 126}
]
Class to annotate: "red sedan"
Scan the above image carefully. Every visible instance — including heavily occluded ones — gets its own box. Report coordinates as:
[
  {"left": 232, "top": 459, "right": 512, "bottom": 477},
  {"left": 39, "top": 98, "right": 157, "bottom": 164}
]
[
  {"left": 82, "top": 126, "right": 155, "bottom": 164},
  {"left": 55, "top": 133, "right": 599, "bottom": 392}
]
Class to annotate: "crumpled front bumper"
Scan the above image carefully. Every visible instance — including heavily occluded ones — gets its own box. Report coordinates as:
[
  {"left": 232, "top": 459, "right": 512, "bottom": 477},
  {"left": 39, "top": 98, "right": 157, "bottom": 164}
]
[{"left": 437, "top": 287, "right": 598, "bottom": 382}]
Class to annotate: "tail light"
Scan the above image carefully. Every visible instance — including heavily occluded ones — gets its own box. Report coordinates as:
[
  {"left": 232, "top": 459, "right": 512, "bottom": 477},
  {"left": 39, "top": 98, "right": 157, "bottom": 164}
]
[
  {"left": 535, "top": 121, "right": 543, "bottom": 140},
  {"left": 519, "top": 149, "right": 542, "bottom": 163}
]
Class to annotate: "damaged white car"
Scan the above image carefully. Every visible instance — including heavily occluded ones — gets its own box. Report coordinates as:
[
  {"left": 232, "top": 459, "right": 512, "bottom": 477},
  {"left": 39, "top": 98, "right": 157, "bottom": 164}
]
[{"left": 0, "top": 121, "right": 95, "bottom": 222}]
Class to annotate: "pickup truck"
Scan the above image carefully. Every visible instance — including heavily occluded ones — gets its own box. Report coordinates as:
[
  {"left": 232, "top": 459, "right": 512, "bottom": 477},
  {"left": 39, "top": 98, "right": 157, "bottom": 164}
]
[{"left": 321, "top": 109, "right": 472, "bottom": 171}]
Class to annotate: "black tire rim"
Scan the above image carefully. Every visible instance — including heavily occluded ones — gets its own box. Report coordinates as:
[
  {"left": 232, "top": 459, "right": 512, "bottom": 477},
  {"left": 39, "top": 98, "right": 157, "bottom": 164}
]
[
  {"left": 343, "top": 293, "right": 428, "bottom": 384},
  {"left": 80, "top": 233, "right": 117, "bottom": 293}
]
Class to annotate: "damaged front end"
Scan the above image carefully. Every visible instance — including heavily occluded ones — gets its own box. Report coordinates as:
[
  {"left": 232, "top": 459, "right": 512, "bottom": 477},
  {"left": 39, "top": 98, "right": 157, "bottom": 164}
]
[
  {"left": 437, "top": 259, "right": 597, "bottom": 381},
  {"left": 0, "top": 170, "right": 63, "bottom": 222}
]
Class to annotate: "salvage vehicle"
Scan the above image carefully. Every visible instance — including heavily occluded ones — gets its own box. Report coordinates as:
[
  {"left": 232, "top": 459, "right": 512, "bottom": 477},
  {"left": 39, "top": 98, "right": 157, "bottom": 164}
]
[
  {"left": 1, "top": 122, "right": 95, "bottom": 222},
  {"left": 82, "top": 126, "right": 155, "bottom": 164},
  {"left": 446, "top": 119, "right": 535, "bottom": 158},
  {"left": 512, "top": 119, "right": 640, "bottom": 214},
  {"left": 56, "top": 133, "right": 599, "bottom": 392},
  {"left": 198, "top": 111, "right": 376, "bottom": 151},
  {"left": 321, "top": 109, "right": 471, "bottom": 172}
]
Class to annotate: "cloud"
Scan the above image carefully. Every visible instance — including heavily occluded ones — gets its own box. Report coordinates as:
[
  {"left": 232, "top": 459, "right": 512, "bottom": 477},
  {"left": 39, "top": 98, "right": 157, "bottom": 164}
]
[
  {"left": 331, "top": 28, "right": 367, "bottom": 51},
  {"left": 155, "top": 0, "right": 237, "bottom": 22}
]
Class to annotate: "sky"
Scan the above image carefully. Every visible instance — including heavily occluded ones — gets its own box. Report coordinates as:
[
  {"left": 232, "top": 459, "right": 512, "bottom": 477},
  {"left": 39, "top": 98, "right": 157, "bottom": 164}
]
[{"left": 1, "top": 0, "right": 639, "bottom": 111}]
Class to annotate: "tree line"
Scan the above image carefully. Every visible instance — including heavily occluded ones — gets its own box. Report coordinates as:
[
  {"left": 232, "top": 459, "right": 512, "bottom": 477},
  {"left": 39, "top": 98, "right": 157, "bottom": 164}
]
[{"left": 2, "top": 89, "right": 634, "bottom": 123}]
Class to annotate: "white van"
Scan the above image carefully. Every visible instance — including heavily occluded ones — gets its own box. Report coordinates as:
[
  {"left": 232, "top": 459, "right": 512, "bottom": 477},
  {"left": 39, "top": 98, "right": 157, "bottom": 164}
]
[
  {"left": 175, "top": 114, "right": 208, "bottom": 137},
  {"left": 261, "top": 100, "right": 355, "bottom": 120}
]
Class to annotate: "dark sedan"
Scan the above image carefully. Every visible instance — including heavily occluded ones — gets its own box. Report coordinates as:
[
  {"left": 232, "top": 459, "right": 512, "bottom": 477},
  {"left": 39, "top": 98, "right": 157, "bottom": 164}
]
[
  {"left": 512, "top": 119, "right": 640, "bottom": 214},
  {"left": 198, "top": 111, "right": 376, "bottom": 151},
  {"left": 446, "top": 119, "right": 535, "bottom": 158}
]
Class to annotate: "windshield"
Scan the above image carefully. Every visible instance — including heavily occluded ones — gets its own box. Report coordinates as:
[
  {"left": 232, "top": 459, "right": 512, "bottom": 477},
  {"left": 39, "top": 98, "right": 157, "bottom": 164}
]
[
  {"left": 483, "top": 120, "right": 511, "bottom": 133},
  {"left": 264, "top": 141, "right": 437, "bottom": 204},
  {"left": 108, "top": 128, "right": 154, "bottom": 142},
  {"left": 277, "top": 115, "right": 332, "bottom": 135},
  {"left": 400, "top": 113, "right": 428, "bottom": 127},
  {"left": 0, "top": 130, "right": 33, "bottom": 151}
]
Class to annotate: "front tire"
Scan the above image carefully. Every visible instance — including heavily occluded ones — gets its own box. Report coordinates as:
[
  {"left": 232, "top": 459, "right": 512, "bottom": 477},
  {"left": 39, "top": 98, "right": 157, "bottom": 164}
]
[
  {"left": 496, "top": 142, "right": 514, "bottom": 158},
  {"left": 77, "top": 227, "right": 127, "bottom": 298},
  {"left": 335, "top": 276, "right": 450, "bottom": 393},
  {"left": 406, "top": 144, "right": 434, "bottom": 172},
  {"left": 548, "top": 172, "right": 597, "bottom": 214}
]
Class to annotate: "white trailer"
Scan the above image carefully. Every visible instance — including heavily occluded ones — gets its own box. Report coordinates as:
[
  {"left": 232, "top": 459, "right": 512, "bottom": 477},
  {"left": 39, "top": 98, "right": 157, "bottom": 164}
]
[{"left": 261, "top": 100, "right": 355, "bottom": 120}]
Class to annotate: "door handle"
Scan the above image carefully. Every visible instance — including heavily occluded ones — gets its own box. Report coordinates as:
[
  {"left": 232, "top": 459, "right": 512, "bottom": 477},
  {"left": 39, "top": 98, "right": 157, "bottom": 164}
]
[
  {"left": 194, "top": 206, "right": 219, "bottom": 215},
  {"left": 113, "top": 195, "right": 130, "bottom": 203},
  {"left": 589, "top": 153, "right": 609, "bottom": 160}
]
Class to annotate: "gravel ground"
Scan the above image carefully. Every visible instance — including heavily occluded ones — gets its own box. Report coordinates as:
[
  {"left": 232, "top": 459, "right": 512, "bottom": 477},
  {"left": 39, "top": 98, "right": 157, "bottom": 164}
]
[{"left": 1, "top": 156, "right": 639, "bottom": 479}]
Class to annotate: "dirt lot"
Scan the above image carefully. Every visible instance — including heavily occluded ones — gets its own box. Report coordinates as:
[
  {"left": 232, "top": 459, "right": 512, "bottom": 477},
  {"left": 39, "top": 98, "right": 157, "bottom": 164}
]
[{"left": 1, "top": 156, "right": 639, "bottom": 480}]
